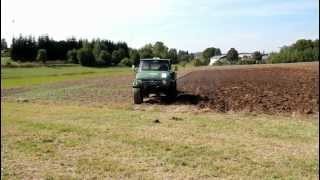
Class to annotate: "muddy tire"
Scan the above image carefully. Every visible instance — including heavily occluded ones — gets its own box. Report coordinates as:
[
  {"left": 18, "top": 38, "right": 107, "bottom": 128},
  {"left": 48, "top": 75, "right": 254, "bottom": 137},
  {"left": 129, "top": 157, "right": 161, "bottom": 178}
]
[
  {"left": 168, "top": 88, "right": 177, "bottom": 99},
  {"left": 133, "top": 88, "right": 143, "bottom": 104},
  {"left": 166, "top": 85, "right": 177, "bottom": 102}
]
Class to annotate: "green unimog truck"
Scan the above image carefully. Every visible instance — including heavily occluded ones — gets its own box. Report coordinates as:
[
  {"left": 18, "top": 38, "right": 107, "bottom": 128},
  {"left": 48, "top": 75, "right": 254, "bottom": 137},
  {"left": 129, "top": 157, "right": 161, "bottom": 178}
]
[{"left": 132, "top": 58, "right": 177, "bottom": 104}]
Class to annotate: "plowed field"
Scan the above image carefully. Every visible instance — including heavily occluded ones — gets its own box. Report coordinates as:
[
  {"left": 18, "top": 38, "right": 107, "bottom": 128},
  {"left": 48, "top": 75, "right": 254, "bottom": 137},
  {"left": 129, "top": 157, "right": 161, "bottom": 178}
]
[{"left": 178, "top": 63, "right": 319, "bottom": 114}]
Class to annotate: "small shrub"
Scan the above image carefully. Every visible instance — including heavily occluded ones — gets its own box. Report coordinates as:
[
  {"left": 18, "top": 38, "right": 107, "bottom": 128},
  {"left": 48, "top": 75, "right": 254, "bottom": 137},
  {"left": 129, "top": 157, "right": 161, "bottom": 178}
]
[
  {"left": 192, "top": 59, "right": 203, "bottom": 66},
  {"left": 36, "top": 49, "right": 47, "bottom": 64},
  {"left": 179, "top": 61, "right": 187, "bottom": 67},
  {"left": 118, "top": 57, "right": 133, "bottom": 67}
]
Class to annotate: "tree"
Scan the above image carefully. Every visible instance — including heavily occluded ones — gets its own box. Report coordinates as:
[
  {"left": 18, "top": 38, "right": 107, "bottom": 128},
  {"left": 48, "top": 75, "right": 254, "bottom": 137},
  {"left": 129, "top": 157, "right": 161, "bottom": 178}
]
[
  {"left": 129, "top": 49, "right": 140, "bottom": 66},
  {"left": 202, "top": 47, "right": 222, "bottom": 65},
  {"left": 252, "top": 51, "right": 262, "bottom": 62},
  {"left": 92, "top": 39, "right": 101, "bottom": 59},
  {"left": 117, "top": 48, "right": 127, "bottom": 60},
  {"left": 36, "top": 49, "right": 47, "bottom": 63},
  {"left": 67, "top": 49, "right": 78, "bottom": 64},
  {"left": 116, "top": 42, "right": 129, "bottom": 57},
  {"left": 1, "top": 38, "right": 8, "bottom": 50},
  {"left": 177, "top": 50, "right": 192, "bottom": 63},
  {"left": 139, "top": 44, "right": 153, "bottom": 58},
  {"left": 152, "top": 41, "right": 168, "bottom": 58},
  {"left": 111, "top": 50, "right": 121, "bottom": 65},
  {"left": 168, "top": 48, "right": 178, "bottom": 64},
  {"left": 98, "top": 50, "right": 111, "bottom": 66},
  {"left": 268, "top": 39, "right": 319, "bottom": 63},
  {"left": 11, "top": 35, "right": 37, "bottom": 61},
  {"left": 226, "top": 48, "right": 239, "bottom": 64},
  {"left": 293, "top": 39, "right": 313, "bottom": 51},
  {"left": 77, "top": 48, "right": 96, "bottom": 66}
]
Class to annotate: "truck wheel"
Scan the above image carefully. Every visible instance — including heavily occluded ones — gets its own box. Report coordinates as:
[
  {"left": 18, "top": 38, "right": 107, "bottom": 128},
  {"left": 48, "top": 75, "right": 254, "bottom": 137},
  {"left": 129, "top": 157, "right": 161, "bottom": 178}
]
[
  {"left": 167, "top": 85, "right": 177, "bottom": 101},
  {"left": 133, "top": 88, "right": 143, "bottom": 104},
  {"left": 169, "top": 88, "right": 177, "bottom": 99}
]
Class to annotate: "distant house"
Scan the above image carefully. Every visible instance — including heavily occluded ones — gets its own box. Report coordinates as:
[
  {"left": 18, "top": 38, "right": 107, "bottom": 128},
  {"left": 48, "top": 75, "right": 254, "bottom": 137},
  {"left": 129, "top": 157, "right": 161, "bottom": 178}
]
[
  {"left": 209, "top": 55, "right": 227, "bottom": 65},
  {"left": 238, "top": 53, "right": 253, "bottom": 60},
  {"left": 262, "top": 54, "right": 269, "bottom": 60},
  {"left": 239, "top": 52, "right": 270, "bottom": 61}
]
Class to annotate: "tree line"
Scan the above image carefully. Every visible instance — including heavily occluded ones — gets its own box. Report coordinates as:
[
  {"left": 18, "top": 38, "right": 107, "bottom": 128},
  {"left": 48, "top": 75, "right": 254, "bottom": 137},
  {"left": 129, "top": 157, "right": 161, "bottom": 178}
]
[
  {"left": 268, "top": 39, "right": 319, "bottom": 63},
  {"left": 1, "top": 35, "right": 195, "bottom": 67},
  {"left": 2, "top": 36, "right": 318, "bottom": 67}
]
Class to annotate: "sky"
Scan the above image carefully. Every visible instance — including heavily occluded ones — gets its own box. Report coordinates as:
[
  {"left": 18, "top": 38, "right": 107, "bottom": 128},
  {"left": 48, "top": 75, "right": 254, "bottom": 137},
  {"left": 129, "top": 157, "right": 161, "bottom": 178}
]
[{"left": 1, "top": 0, "right": 319, "bottom": 53}]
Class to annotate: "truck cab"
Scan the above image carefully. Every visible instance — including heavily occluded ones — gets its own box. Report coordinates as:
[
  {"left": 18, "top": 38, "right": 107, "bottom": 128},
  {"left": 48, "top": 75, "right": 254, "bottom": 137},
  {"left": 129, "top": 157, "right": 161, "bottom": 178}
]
[{"left": 132, "top": 58, "right": 177, "bottom": 104}]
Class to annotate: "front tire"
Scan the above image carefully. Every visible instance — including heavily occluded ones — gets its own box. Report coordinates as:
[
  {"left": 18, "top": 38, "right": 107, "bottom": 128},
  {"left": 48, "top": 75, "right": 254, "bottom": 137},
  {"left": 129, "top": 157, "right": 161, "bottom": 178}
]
[
  {"left": 133, "top": 88, "right": 143, "bottom": 104},
  {"left": 166, "top": 84, "right": 177, "bottom": 102}
]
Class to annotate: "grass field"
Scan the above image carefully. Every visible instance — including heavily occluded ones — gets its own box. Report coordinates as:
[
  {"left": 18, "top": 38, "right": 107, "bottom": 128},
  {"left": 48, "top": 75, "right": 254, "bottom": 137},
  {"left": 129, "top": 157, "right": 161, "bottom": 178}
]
[
  {"left": 1, "top": 64, "right": 319, "bottom": 179},
  {"left": 1, "top": 66, "right": 132, "bottom": 88}
]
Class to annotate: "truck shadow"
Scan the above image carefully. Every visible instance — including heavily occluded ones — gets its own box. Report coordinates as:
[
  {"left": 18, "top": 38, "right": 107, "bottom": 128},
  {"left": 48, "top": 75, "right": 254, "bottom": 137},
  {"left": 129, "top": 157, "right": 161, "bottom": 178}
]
[{"left": 143, "top": 91, "right": 208, "bottom": 105}]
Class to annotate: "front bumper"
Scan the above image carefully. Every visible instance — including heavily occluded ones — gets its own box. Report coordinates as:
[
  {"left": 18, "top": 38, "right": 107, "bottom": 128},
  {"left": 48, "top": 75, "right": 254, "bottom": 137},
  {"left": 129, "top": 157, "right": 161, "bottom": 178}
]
[{"left": 133, "top": 79, "right": 174, "bottom": 92}]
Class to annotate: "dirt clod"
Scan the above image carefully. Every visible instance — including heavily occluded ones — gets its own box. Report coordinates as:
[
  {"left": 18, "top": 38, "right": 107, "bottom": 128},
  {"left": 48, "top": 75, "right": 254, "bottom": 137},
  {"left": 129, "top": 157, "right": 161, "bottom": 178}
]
[
  {"left": 170, "top": 116, "right": 183, "bottom": 121},
  {"left": 17, "top": 98, "right": 29, "bottom": 103}
]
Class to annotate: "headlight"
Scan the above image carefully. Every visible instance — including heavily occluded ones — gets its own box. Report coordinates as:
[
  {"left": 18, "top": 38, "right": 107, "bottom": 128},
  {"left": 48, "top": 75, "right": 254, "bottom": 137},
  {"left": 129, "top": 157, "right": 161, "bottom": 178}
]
[
  {"left": 162, "top": 80, "right": 167, "bottom": 85},
  {"left": 133, "top": 80, "right": 142, "bottom": 86}
]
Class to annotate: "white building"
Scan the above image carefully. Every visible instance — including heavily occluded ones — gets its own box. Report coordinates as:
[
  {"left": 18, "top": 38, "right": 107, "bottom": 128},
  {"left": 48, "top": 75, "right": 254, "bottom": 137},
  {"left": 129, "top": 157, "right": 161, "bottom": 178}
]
[
  {"left": 209, "top": 55, "right": 227, "bottom": 65},
  {"left": 238, "top": 53, "right": 253, "bottom": 60}
]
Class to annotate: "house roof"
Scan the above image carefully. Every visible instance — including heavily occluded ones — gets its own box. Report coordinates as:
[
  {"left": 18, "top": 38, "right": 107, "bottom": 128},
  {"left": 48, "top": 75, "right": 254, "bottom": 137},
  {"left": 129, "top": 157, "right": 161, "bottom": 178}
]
[
  {"left": 210, "top": 55, "right": 226, "bottom": 59},
  {"left": 140, "top": 58, "right": 170, "bottom": 61}
]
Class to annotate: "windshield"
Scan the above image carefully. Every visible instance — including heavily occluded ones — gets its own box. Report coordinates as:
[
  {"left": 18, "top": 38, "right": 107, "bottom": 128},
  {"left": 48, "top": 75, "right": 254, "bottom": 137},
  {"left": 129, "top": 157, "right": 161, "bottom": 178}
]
[{"left": 139, "top": 60, "right": 170, "bottom": 71}]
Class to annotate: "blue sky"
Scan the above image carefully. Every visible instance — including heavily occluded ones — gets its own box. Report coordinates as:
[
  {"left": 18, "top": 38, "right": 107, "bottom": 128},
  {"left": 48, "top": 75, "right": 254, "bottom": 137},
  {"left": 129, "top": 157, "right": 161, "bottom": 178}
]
[{"left": 1, "top": 0, "right": 319, "bottom": 53}]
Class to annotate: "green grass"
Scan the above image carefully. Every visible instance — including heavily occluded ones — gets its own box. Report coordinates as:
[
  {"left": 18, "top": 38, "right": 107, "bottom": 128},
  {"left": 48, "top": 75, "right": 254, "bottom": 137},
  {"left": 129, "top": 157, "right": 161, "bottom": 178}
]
[
  {"left": 1, "top": 57, "right": 12, "bottom": 65},
  {"left": 1, "top": 102, "right": 318, "bottom": 179},
  {"left": 1, "top": 64, "right": 319, "bottom": 179},
  {"left": 1, "top": 66, "right": 132, "bottom": 88}
]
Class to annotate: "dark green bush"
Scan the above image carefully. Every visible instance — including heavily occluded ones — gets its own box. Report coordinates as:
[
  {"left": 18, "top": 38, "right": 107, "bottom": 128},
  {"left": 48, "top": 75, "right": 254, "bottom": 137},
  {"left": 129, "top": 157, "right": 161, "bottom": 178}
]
[
  {"left": 97, "top": 50, "right": 112, "bottom": 66},
  {"left": 77, "top": 48, "right": 96, "bottom": 66},
  {"left": 118, "top": 57, "right": 133, "bottom": 67}
]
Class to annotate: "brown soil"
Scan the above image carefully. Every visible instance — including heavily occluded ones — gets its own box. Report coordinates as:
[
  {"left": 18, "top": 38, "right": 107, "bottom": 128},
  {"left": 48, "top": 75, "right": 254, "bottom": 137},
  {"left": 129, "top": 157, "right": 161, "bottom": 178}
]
[{"left": 178, "top": 65, "right": 319, "bottom": 114}]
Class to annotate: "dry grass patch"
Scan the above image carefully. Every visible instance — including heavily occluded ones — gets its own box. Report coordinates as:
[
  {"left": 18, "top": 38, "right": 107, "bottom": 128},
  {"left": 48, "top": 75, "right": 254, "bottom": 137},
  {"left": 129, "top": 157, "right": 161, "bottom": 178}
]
[{"left": 2, "top": 102, "right": 318, "bottom": 179}]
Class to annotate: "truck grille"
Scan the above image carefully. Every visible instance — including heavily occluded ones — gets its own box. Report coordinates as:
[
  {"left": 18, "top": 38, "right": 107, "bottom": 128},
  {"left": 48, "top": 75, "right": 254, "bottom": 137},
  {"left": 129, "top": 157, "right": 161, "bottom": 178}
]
[{"left": 142, "top": 80, "right": 162, "bottom": 86}]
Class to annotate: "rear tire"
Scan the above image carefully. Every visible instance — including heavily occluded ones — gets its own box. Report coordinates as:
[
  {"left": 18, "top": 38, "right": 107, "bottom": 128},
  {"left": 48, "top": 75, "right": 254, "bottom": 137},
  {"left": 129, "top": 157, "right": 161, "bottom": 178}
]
[{"left": 133, "top": 88, "right": 143, "bottom": 104}]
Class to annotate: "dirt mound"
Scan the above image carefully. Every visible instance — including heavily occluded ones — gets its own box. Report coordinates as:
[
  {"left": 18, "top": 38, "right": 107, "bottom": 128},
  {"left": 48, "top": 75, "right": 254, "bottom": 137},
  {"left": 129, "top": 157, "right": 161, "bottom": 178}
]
[{"left": 178, "top": 66, "right": 319, "bottom": 114}]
